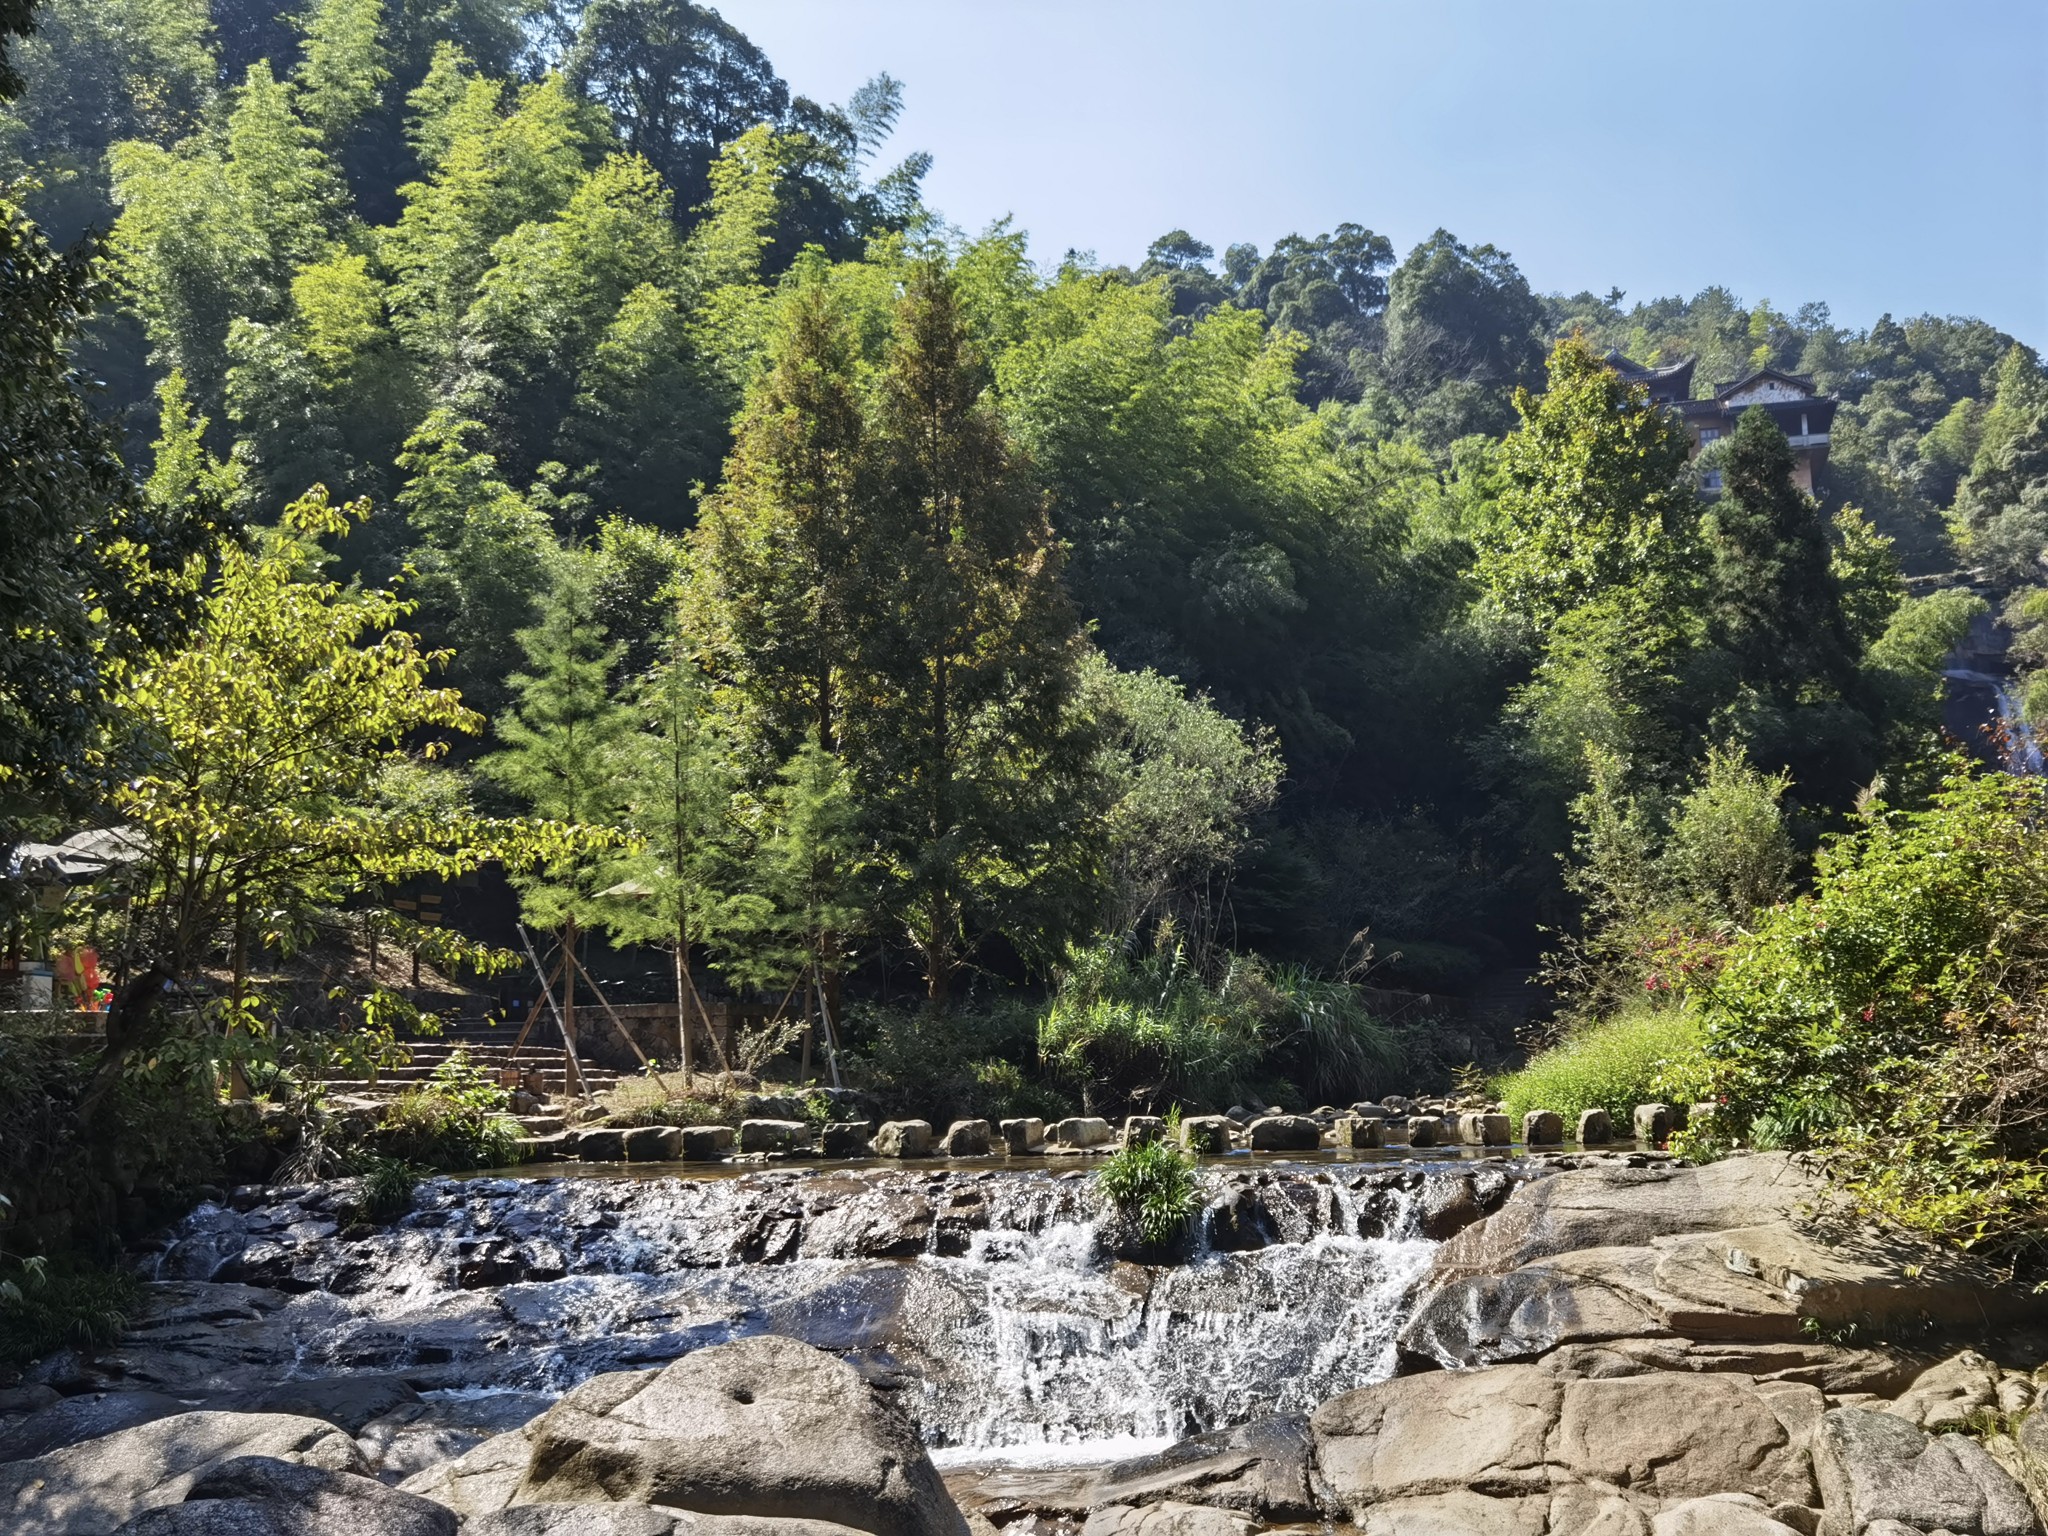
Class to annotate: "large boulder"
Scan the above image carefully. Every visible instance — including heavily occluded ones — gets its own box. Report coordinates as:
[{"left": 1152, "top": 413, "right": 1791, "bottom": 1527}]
[
  {"left": 1812, "top": 1407, "right": 2038, "bottom": 1536},
  {"left": 216, "top": 1373, "right": 419, "bottom": 1435},
  {"left": 1245, "top": 1116, "right": 1320, "bottom": 1152},
  {"left": 1400, "top": 1156, "right": 2024, "bottom": 1370},
  {"left": 510, "top": 1335, "right": 968, "bottom": 1536},
  {"left": 0, "top": 1411, "right": 365, "bottom": 1536},
  {"left": 0, "top": 1390, "right": 193, "bottom": 1462},
  {"left": 1090, "top": 1415, "right": 1314, "bottom": 1522},
  {"left": 112, "top": 1454, "right": 454, "bottom": 1535},
  {"left": 1080, "top": 1502, "right": 1255, "bottom": 1536},
  {"left": 468, "top": 1508, "right": 865, "bottom": 1536},
  {"left": 1310, "top": 1365, "right": 1821, "bottom": 1525}
]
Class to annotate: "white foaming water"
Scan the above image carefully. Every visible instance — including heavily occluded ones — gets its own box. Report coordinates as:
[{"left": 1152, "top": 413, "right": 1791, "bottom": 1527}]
[{"left": 908, "top": 1182, "right": 1434, "bottom": 1456}]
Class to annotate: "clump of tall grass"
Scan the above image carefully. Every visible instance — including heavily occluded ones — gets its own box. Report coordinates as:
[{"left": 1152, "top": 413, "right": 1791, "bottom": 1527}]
[{"left": 1494, "top": 1001, "right": 1708, "bottom": 1126}]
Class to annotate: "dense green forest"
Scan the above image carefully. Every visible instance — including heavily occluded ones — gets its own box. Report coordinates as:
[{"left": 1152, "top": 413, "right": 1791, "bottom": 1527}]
[{"left": 5, "top": 0, "right": 2048, "bottom": 1272}]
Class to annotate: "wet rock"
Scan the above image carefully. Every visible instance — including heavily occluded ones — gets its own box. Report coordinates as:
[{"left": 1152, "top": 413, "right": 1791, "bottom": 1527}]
[
  {"left": 517, "top": 1132, "right": 573, "bottom": 1162},
  {"left": 1578, "top": 1108, "right": 1614, "bottom": 1145},
  {"left": 1080, "top": 1502, "right": 1255, "bottom": 1536},
  {"left": 1122, "top": 1116, "right": 1166, "bottom": 1147},
  {"left": 874, "top": 1120, "right": 933, "bottom": 1158},
  {"left": 821, "top": 1122, "right": 871, "bottom": 1158},
  {"left": 1634, "top": 1103, "right": 1674, "bottom": 1145},
  {"left": 624, "top": 1126, "right": 683, "bottom": 1162},
  {"left": 1813, "top": 1407, "right": 2038, "bottom": 1536},
  {"left": 575, "top": 1128, "right": 628, "bottom": 1161},
  {"left": 680, "top": 1125, "right": 734, "bottom": 1160},
  {"left": 1179, "top": 1116, "right": 1230, "bottom": 1154},
  {"left": 1348, "top": 1103, "right": 1389, "bottom": 1120},
  {"left": 399, "top": 1423, "right": 537, "bottom": 1517},
  {"left": 466, "top": 1506, "right": 681, "bottom": 1535},
  {"left": 998, "top": 1118, "right": 1044, "bottom": 1154},
  {"left": 1523, "top": 1111, "right": 1564, "bottom": 1146},
  {"left": 201, "top": 1376, "right": 416, "bottom": 1438},
  {"left": 1456, "top": 1111, "right": 1510, "bottom": 1147},
  {"left": 0, "top": 1391, "right": 193, "bottom": 1463},
  {"left": 1245, "top": 1115, "right": 1319, "bottom": 1152},
  {"left": 1330, "top": 1115, "right": 1382, "bottom": 1149},
  {"left": 1093, "top": 1414, "right": 1314, "bottom": 1522},
  {"left": 1052, "top": 1117, "right": 1113, "bottom": 1149},
  {"left": 939, "top": 1120, "right": 992, "bottom": 1157},
  {"left": 1403, "top": 1116, "right": 1439, "bottom": 1147},
  {"left": 0, "top": 1411, "right": 366, "bottom": 1536},
  {"left": 113, "top": 1453, "right": 455, "bottom": 1535},
  {"left": 510, "top": 1335, "right": 968, "bottom": 1536},
  {"left": 1417, "top": 1172, "right": 1482, "bottom": 1240},
  {"left": 738, "top": 1119, "right": 808, "bottom": 1154},
  {"left": 1205, "top": 1185, "right": 1279, "bottom": 1251}
]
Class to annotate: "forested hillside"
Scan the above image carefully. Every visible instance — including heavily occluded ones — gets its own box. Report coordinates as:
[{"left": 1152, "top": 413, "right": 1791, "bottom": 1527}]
[{"left": 6, "top": 0, "right": 2048, "bottom": 1268}]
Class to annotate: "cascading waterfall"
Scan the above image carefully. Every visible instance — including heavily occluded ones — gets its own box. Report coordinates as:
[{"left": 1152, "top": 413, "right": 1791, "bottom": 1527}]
[{"left": 135, "top": 1162, "right": 1491, "bottom": 1463}]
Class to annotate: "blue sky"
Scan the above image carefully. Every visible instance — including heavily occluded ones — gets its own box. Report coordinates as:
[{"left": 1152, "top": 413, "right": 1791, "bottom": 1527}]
[{"left": 715, "top": 0, "right": 2048, "bottom": 346}]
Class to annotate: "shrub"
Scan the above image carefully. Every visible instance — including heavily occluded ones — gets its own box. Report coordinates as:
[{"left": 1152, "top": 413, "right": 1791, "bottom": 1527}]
[
  {"left": 1097, "top": 1125, "right": 1200, "bottom": 1255},
  {"left": 1695, "top": 768, "right": 2048, "bottom": 1266},
  {"left": 842, "top": 998, "right": 1045, "bottom": 1122},
  {"left": 349, "top": 1156, "right": 420, "bottom": 1222},
  {"left": 1037, "top": 935, "right": 1268, "bottom": 1110},
  {"left": 598, "top": 1072, "right": 744, "bottom": 1128},
  {"left": 1495, "top": 1002, "right": 1709, "bottom": 1126},
  {"left": 0, "top": 1257, "right": 141, "bottom": 1367},
  {"left": 377, "top": 1054, "right": 524, "bottom": 1171},
  {"left": 1262, "top": 964, "right": 1406, "bottom": 1104}
]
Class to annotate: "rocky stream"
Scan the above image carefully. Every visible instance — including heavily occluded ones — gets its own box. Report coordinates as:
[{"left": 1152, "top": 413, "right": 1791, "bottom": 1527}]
[{"left": 5, "top": 1150, "right": 2048, "bottom": 1535}]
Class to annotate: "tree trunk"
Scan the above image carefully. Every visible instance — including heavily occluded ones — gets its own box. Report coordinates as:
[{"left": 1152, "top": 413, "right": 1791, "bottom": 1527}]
[
  {"left": 561, "top": 917, "right": 578, "bottom": 1076},
  {"left": 673, "top": 931, "right": 694, "bottom": 1082},
  {"left": 228, "top": 891, "right": 251, "bottom": 1100}
]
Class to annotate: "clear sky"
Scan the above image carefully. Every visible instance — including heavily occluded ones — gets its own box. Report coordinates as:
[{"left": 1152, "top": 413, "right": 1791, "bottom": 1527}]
[{"left": 713, "top": 0, "right": 2048, "bottom": 346}]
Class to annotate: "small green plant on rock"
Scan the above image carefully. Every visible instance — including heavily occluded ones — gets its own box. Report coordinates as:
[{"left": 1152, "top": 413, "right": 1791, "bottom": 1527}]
[
  {"left": 1099, "top": 1115, "right": 1200, "bottom": 1255},
  {"left": 377, "top": 1054, "right": 524, "bottom": 1170},
  {"left": 349, "top": 1156, "right": 421, "bottom": 1222}
]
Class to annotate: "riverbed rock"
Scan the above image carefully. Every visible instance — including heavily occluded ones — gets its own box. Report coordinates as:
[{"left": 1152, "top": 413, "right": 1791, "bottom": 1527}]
[
  {"left": 576, "top": 1128, "right": 629, "bottom": 1161},
  {"left": 738, "top": 1119, "right": 807, "bottom": 1154},
  {"left": 1398, "top": 1155, "right": 2026, "bottom": 1371},
  {"left": 1404, "top": 1116, "right": 1439, "bottom": 1147},
  {"left": 1523, "top": 1111, "right": 1564, "bottom": 1147},
  {"left": 1092, "top": 1414, "right": 1314, "bottom": 1522},
  {"left": 940, "top": 1119, "right": 992, "bottom": 1156},
  {"left": 218, "top": 1373, "right": 419, "bottom": 1435},
  {"left": 1053, "top": 1117, "right": 1113, "bottom": 1149},
  {"left": 1812, "top": 1407, "right": 2038, "bottom": 1536},
  {"left": 1179, "top": 1116, "right": 1231, "bottom": 1154},
  {"left": 471, "top": 1508, "right": 866, "bottom": 1536},
  {"left": 624, "top": 1126, "right": 683, "bottom": 1162},
  {"left": 1309, "top": 1364, "right": 1819, "bottom": 1524},
  {"left": 1879, "top": 1349, "right": 2005, "bottom": 1432},
  {"left": 1634, "top": 1103, "right": 1674, "bottom": 1145},
  {"left": 1651, "top": 1493, "right": 1807, "bottom": 1535},
  {"left": 0, "top": 1411, "right": 367, "bottom": 1536},
  {"left": 998, "top": 1118, "right": 1044, "bottom": 1154},
  {"left": 875, "top": 1120, "right": 933, "bottom": 1158},
  {"left": 1246, "top": 1115, "right": 1319, "bottom": 1151},
  {"left": 1123, "top": 1116, "right": 1167, "bottom": 1147},
  {"left": 113, "top": 1453, "right": 455, "bottom": 1535},
  {"left": 1578, "top": 1108, "right": 1613, "bottom": 1145},
  {"left": 821, "top": 1122, "right": 871, "bottom": 1158},
  {"left": 679, "top": 1125, "right": 734, "bottom": 1160},
  {"left": 1080, "top": 1502, "right": 1256, "bottom": 1536},
  {"left": 0, "top": 1390, "right": 193, "bottom": 1462},
  {"left": 1330, "top": 1115, "right": 1383, "bottom": 1149},
  {"left": 511, "top": 1335, "right": 969, "bottom": 1536}
]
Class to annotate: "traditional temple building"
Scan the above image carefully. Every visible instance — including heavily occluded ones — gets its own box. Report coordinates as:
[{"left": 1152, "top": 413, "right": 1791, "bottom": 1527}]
[{"left": 1607, "top": 352, "right": 1836, "bottom": 496}]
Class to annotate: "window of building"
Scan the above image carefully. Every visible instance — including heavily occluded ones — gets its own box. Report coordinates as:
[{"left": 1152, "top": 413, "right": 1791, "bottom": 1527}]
[
  {"left": 1698, "top": 428, "right": 1721, "bottom": 445},
  {"left": 1702, "top": 469, "right": 1723, "bottom": 491}
]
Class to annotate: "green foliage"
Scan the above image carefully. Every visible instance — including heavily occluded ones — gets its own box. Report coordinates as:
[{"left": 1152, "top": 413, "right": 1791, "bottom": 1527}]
[
  {"left": 1495, "top": 1003, "right": 1708, "bottom": 1128},
  {"left": 1098, "top": 1126, "right": 1200, "bottom": 1253},
  {"left": 376, "top": 1053, "right": 524, "bottom": 1169},
  {"left": 1695, "top": 768, "right": 2048, "bottom": 1264},
  {"left": 0, "top": 1256, "right": 142, "bottom": 1367},
  {"left": 1038, "top": 934, "right": 1271, "bottom": 1111},
  {"left": 348, "top": 1155, "right": 420, "bottom": 1221}
]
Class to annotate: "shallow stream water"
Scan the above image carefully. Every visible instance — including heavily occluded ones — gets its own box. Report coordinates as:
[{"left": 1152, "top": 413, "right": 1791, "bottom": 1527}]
[{"left": 131, "top": 1155, "right": 1524, "bottom": 1465}]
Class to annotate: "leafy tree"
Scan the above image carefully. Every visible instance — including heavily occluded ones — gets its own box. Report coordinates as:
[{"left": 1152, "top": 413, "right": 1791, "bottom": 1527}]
[
  {"left": 563, "top": 0, "right": 786, "bottom": 214},
  {"left": 1376, "top": 228, "right": 1544, "bottom": 444},
  {"left": 1703, "top": 406, "right": 1858, "bottom": 699},
  {"left": 97, "top": 490, "right": 558, "bottom": 1103},
  {"left": 604, "top": 632, "right": 736, "bottom": 1076},
  {"left": 0, "top": 207, "right": 219, "bottom": 865},
  {"left": 1082, "top": 654, "right": 1283, "bottom": 941},
  {"left": 688, "top": 272, "right": 867, "bottom": 765},
  {"left": 1954, "top": 345, "right": 2048, "bottom": 582},
  {"left": 478, "top": 554, "right": 637, "bottom": 1048},
  {"left": 853, "top": 260, "right": 1101, "bottom": 997},
  {"left": 1475, "top": 334, "right": 1697, "bottom": 633}
]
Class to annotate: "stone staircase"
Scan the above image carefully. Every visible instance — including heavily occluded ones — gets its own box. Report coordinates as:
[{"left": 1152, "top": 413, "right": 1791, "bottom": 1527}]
[{"left": 318, "top": 1016, "right": 623, "bottom": 1102}]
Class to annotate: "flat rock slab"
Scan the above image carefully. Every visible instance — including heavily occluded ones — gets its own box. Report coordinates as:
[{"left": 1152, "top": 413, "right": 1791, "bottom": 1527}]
[
  {"left": 114, "top": 1453, "right": 455, "bottom": 1535},
  {"left": 1309, "top": 1364, "right": 1819, "bottom": 1523},
  {"left": 1813, "top": 1406, "right": 2039, "bottom": 1536},
  {"left": 0, "top": 1411, "right": 366, "bottom": 1536}
]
